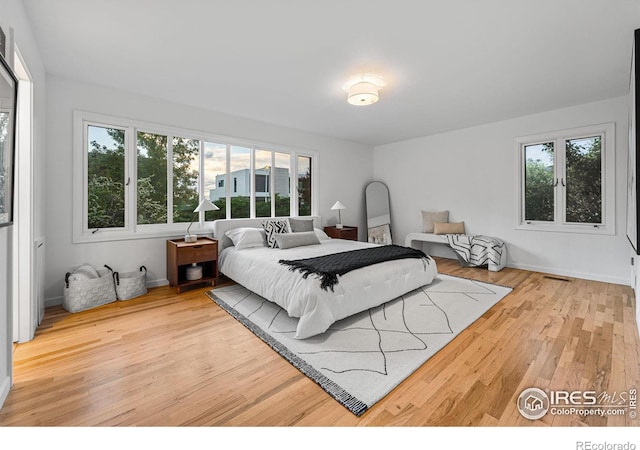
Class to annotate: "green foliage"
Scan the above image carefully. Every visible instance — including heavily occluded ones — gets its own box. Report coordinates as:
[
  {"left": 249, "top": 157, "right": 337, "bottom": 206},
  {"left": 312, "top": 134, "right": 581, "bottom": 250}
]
[
  {"left": 565, "top": 137, "right": 601, "bottom": 223},
  {"left": 275, "top": 193, "right": 291, "bottom": 217},
  {"left": 205, "top": 198, "right": 227, "bottom": 221},
  {"left": 298, "top": 167, "right": 312, "bottom": 216},
  {"left": 87, "top": 129, "right": 125, "bottom": 229},
  {"left": 525, "top": 157, "right": 554, "bottom": 222},
  {"left": 88, "top": 176, "right": 124, "bottom": 228},
  {"left": 137, "top": 132, "right": 167, "bottom": 224},
  {"left": 230, "top": 196, "right": 250, "bottom": 218},
  {"left": 172, "top": 137, "right": 199, "bottom": 223},
  {"left": 524, "top": 138, "right": 602, "bottom": 224},
  {"left": 137, "top": 177, "right": 167, "bottom": 224}
]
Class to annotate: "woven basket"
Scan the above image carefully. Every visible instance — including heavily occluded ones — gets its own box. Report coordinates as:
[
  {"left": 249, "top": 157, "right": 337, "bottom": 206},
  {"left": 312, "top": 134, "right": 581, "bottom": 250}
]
[
  {"left": 114, "top": 266, "right": 148, "bottom": 301},
  {"left": 63, "top": 265, "right": 117, "bottom": 313}
]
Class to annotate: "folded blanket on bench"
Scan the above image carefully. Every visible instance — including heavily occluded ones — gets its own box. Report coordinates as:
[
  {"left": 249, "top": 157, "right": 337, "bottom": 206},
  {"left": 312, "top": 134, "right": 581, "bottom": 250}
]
[
  {"left": 446, "top": 234, "right": 505, "bottom": 268},
  {"left": 279, "top": 244, "right": 430, "bottom": 291}
]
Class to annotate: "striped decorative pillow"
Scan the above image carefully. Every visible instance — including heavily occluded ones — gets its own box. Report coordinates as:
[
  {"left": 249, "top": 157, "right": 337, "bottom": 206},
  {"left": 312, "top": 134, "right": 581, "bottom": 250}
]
[{"left": 262, "top": 219, "right": 289, "bottom": 248}]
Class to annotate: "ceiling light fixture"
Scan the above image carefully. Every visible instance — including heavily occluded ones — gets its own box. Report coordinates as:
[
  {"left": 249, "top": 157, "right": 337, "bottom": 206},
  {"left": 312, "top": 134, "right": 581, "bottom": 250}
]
[{"left": 344, "top": 74, "right": 386, "bottom": 106}]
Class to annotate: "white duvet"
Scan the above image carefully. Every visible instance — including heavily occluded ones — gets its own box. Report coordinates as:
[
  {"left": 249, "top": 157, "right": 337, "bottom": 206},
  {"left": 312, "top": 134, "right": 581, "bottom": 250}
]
[{"left": 218, "top": 239, "right": 438, "bottom": 339}]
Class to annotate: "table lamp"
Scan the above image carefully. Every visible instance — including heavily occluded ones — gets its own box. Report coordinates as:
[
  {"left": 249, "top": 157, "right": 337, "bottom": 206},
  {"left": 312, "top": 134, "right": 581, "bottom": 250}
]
[
  {"left": 331, "top": 201, "right": 346, "bottom": 229},
  {"left": 185, "top": 198, "right": 219, "bottom": 242}
]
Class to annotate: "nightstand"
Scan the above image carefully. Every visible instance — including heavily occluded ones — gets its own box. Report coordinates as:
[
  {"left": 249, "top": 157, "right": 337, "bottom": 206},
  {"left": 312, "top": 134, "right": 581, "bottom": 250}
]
[
  {"left": 324, "top": 226, "right": 358, "bottom": 241},
  {"left": 167, "top": 237, "right": 218, "bottom": 293}
]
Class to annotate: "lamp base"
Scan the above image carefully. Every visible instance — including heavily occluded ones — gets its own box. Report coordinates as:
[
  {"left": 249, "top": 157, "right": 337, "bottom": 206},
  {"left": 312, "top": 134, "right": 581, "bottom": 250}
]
[
  {"left": 184, "top": 234, "right": 198, "bottom": 243},
  {"left": 336, "top": 224, "right": 343, "bottom": 229}
]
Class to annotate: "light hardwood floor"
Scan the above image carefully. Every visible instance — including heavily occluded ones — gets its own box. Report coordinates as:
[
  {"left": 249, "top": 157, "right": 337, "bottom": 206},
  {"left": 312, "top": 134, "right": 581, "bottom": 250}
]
[{"left": 1, "top": 257, "right": 639, "bottom": 426}]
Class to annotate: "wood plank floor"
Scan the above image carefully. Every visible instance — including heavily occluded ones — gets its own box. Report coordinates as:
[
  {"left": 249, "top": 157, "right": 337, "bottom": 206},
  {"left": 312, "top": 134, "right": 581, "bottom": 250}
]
[{"left": 1, "top": 257, "right": 639, "bottom": 426}]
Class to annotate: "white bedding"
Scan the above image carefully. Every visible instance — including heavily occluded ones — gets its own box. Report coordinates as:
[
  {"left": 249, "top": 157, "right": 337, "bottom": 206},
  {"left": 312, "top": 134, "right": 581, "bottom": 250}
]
[{"left": 219, "top": 239, "right": 438, "bottom": 339}]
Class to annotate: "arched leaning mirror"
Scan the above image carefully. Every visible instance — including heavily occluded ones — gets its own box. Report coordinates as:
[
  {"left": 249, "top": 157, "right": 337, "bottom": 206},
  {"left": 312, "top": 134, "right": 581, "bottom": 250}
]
[{"left": 365, "top": 181, "right": 392, "bottom": 245}]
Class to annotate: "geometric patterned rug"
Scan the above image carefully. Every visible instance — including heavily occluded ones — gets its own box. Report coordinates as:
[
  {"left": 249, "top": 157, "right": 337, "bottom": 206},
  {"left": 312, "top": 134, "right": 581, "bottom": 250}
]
[{"left": 207, "top": 274, "right": 512, "bottom": 416}]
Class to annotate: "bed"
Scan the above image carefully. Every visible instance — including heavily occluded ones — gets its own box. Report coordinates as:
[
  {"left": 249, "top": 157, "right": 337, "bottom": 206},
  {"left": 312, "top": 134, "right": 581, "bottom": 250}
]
[{"left": 212, "top": 217, "right": 438, "bottom": 339}]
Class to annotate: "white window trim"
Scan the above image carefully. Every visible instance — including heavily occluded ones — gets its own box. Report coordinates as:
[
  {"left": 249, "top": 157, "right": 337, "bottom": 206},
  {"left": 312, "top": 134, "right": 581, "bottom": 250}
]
[
  {"left": 73, "top": 110, "right": 319, "bottom": 243},
  {"left": 514, "top": 122, "right": 615, "bottom": 235}
]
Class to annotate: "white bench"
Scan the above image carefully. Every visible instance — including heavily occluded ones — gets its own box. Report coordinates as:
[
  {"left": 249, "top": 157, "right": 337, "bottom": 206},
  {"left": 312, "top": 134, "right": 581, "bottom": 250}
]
[{"left": 405, "top": 232, "right": 507, "bottom": 272}]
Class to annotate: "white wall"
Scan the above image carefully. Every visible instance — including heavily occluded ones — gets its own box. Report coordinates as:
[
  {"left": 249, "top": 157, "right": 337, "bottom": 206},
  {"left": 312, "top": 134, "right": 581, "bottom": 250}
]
[
  {"left": 374, "top": 96, "right": 631, "bottom": 285},
  {"left": 44, "top": 75, "right": 373, "bottom": 304},
  {"left": 0, "top": 226, "right": 11, "bottom": 407},
  {"left": 0, "top": 0, "right": 47, "bottom": 408}
]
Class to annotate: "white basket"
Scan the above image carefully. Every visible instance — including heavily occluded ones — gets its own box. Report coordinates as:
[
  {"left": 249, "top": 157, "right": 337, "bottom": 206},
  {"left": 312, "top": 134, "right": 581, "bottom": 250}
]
[
  {"left": 63, "top": 265, "right": 117, "bottom": 313},
  {"left": 114, "top": 266, "right": 148, "bottom": 301}
]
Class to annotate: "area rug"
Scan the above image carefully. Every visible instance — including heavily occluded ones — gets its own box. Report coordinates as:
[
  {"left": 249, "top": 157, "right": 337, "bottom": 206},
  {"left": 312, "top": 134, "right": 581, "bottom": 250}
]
[{"left": 207, "top": 274, "right": 512, "bottom": 416}]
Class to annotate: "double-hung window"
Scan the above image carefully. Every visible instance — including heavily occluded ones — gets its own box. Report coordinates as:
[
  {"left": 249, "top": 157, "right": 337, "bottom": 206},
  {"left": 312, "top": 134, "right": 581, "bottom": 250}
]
[
  {"left": 515, "top": 123, "right": 615, "bottom": 234},
  {"left": 73, "top": 111, "right": 318, "bottom": 243}
]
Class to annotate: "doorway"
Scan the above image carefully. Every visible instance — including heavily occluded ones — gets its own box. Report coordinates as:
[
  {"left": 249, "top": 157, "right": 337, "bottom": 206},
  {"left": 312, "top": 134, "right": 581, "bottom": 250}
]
[{"left": 11, "top": 44, "right": 39, "bottom": 343}]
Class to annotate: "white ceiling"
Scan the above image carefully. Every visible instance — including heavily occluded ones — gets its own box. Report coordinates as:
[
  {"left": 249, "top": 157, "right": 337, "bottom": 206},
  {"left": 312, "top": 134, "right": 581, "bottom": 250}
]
[{"left": 22, "top": 0, "right": 640, "bottom": 146}]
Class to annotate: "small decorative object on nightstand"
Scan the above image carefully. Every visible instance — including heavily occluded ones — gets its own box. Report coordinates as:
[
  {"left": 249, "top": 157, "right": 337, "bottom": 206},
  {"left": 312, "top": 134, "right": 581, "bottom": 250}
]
[
  {"left": 324, "top": 225, "right": 358, "bottom": 241},
  {"left": 167, "top": 237, "right": 218, "bottom": 293}
]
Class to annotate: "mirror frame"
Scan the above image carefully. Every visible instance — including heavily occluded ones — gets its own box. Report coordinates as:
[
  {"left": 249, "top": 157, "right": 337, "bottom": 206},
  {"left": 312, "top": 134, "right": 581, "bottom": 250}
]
[{"left": 365, "top": 181, "right": 392, "bottom": 244}]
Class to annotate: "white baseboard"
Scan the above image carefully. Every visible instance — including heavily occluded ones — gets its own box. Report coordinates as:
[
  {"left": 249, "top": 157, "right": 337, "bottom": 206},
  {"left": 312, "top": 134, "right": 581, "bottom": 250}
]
[
  {"left": 507, "top": 261, "right": 629, "bottom": 286},
  {"left": 0, "top": 376, "right": 11, "bottom": 410},
  {"left": 429, "top": 255, "right": 629, "bottom": 285},
  {"left": 146, "top": 278, "right": 169, "bottom": 288},
  {"left": 45, "top": 279, "right": 170, "bottom": 308},
  {"left": 45, "top": 296, "right": 62, "bottom": 308}
]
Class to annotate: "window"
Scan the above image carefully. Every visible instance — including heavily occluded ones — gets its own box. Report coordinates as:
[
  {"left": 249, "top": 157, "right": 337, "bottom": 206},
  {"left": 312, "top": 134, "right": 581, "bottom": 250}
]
[
  {"left": 297, "top": 155, "right": 312, "bottom": 216},
  {"left": 255, "top": 149, "right": 272, "bottom": 218},
  {"left": 203, "top": 141, "right": 226, "bottom": 221},
  {"left": 274, "top": 152, "right": 291, "bottom": 216},
  {"left": 516, "top": 123, "right": 615, "bottom": 234},
  {"left": 172, "top": 136, "right": 200, "bottom": 223},
  {"left": 136, "top": 131, "right": 167, "bottom": 225},
  {"left": 87, "top": 125, "right": 126, "bottom": 229},
  {"left": 73, "top": 111, "right": 317, "bottom": 242}
]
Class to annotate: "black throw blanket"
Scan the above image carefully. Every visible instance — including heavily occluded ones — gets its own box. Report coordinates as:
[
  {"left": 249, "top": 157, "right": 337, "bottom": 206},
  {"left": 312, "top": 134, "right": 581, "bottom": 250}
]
[{"left": 279, "top": 244, "right": 429, "bottom": 291}]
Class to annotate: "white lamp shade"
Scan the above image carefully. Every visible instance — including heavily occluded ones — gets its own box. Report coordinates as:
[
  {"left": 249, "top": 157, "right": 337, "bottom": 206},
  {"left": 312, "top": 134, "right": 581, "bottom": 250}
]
[
  {"left": 185, "top": 198, "right": 218, "bottom": 242},
  {"left": 347, "top": 81, "right": 379, "bottom": 106},
  {"left": 331, "top": 201, "right": 346, "bottom": 210},
  {"left": 344, "top": 74, "right": 385, "bottom": 106},
  {"left": 194, "top": 198, "right": 219, "bottom": 213}
]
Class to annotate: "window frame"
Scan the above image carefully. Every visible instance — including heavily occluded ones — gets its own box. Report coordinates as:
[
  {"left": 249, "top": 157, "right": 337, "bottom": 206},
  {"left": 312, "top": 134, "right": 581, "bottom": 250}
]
[
  {"left": 73, "top": 110, "right": 319, "bottom": 243},
  {"left": 514, "top": 122, "right": 615, "bottom": 235}
]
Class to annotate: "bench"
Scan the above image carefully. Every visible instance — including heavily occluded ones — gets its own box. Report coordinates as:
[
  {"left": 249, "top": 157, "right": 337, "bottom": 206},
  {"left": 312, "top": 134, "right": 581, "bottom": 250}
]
[{"left": 405, "top": 232, "right": 507, "bottom": 272}]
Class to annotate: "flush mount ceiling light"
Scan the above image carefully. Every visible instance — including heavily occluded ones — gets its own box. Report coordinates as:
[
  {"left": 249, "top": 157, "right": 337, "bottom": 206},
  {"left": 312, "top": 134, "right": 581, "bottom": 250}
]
[{"left": 343, "top": 74, "right": 386, "bottom": 106}]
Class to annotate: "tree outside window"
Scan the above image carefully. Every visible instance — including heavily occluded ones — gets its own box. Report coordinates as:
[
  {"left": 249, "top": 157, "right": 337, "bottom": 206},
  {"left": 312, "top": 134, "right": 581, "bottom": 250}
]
[
  {"left": 76, "top": 112, "right": 317, "bottom": 242},
  {"left": 517, "top": 123, "right": 613, "bottom": 235}
]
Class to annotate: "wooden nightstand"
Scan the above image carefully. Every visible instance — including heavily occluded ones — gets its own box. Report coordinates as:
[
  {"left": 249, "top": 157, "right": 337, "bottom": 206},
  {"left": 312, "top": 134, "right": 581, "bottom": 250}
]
[
  {"left": 167, "top": 237, "right": 218, "bottom": 293},
  {"left": 324, "top": 226, "right": 358, "bottom": 241}
]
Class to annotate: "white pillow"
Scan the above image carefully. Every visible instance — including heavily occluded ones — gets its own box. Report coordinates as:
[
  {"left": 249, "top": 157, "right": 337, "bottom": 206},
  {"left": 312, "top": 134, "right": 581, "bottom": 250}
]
[
  {"left": 225, "top": 227, "right": 267, "bottom": 250},
  {"left": 314, "top": 228, "right": 331, "bottom": 241}
]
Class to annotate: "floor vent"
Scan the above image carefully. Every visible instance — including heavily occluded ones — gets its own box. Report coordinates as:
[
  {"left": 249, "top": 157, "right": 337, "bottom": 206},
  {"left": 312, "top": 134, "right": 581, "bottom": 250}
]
[{"left": 543, "top": 275, "right": 571, "bottom": 282}]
